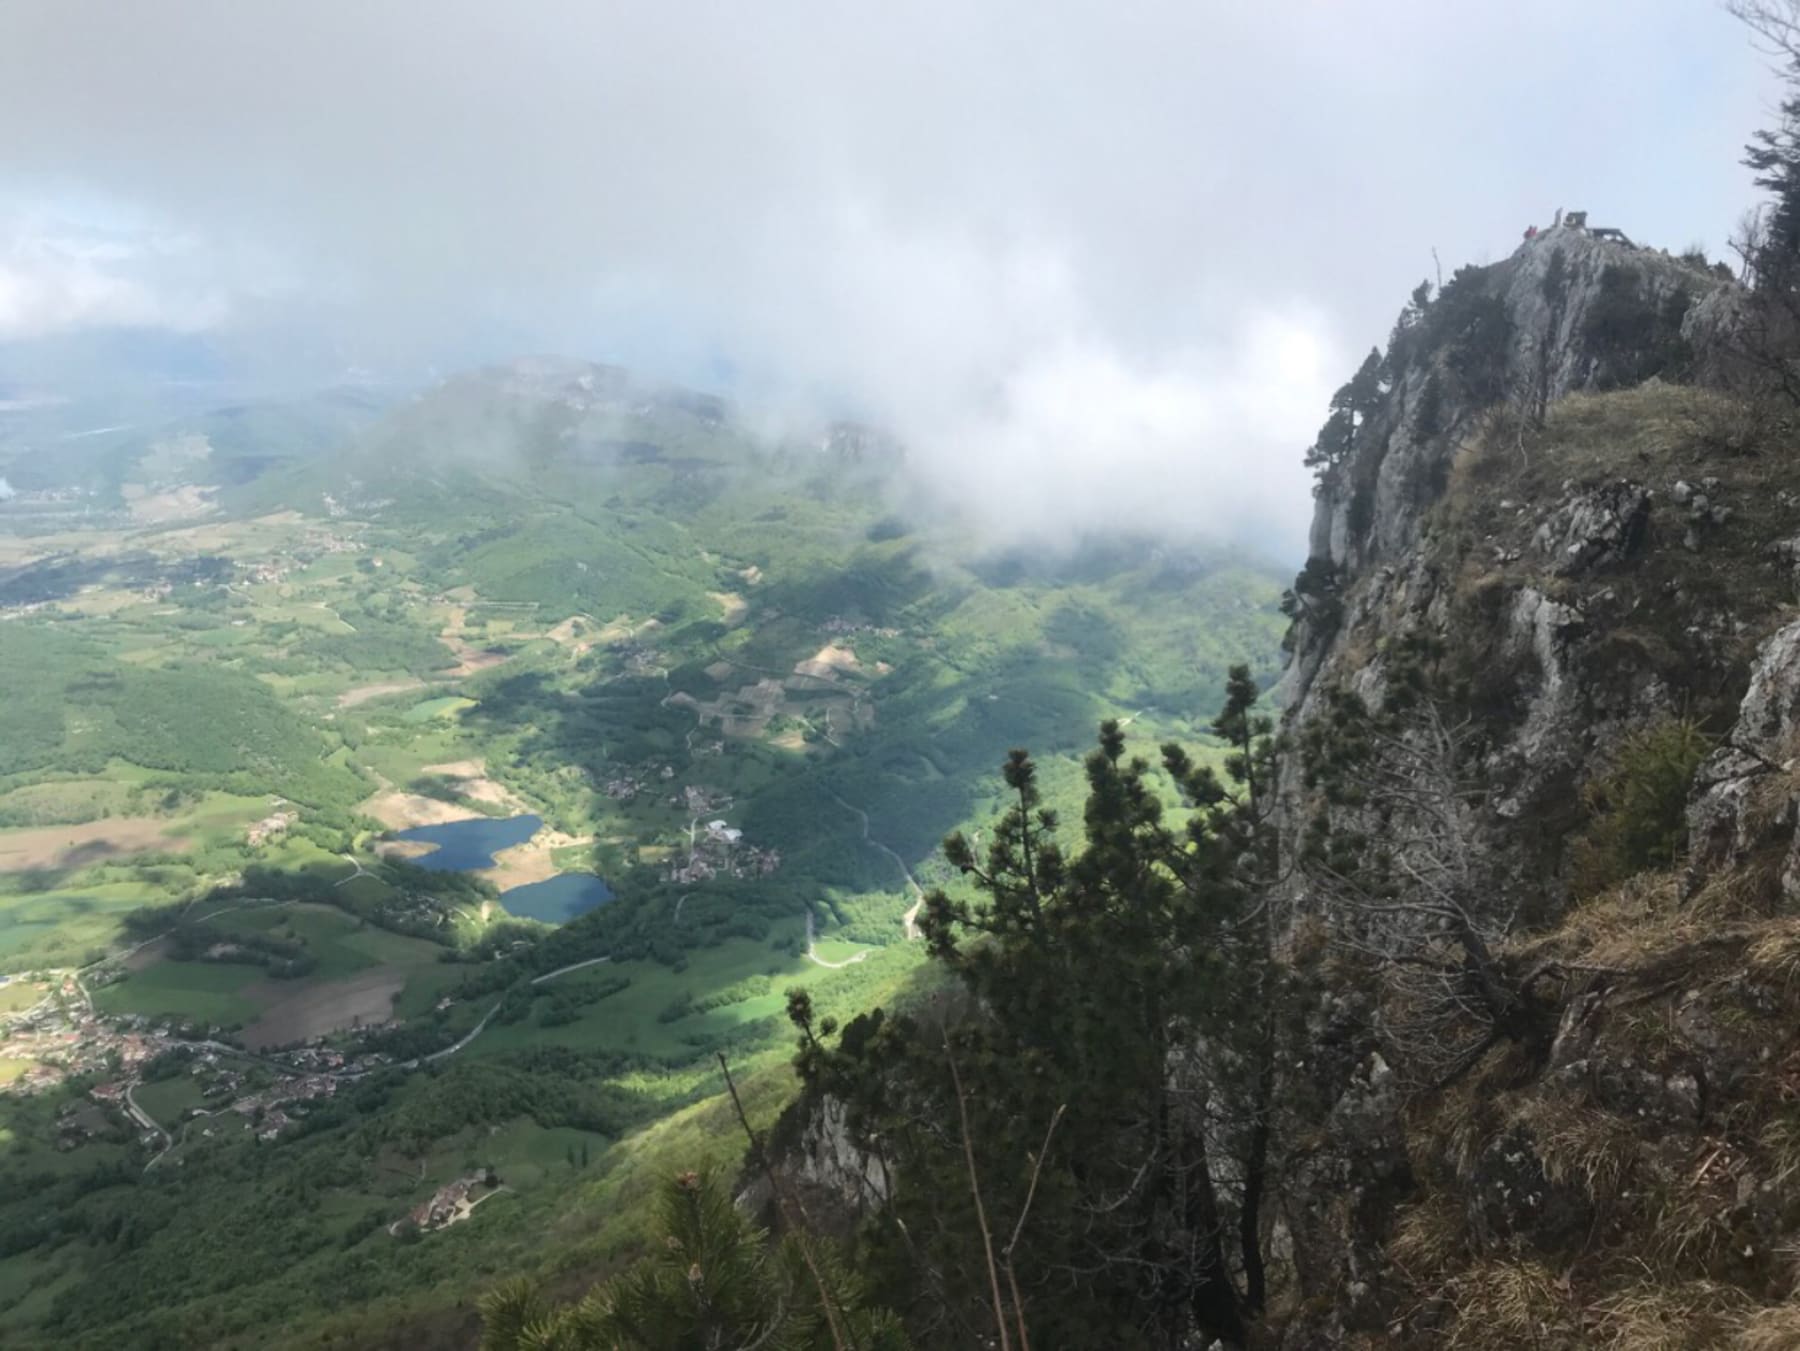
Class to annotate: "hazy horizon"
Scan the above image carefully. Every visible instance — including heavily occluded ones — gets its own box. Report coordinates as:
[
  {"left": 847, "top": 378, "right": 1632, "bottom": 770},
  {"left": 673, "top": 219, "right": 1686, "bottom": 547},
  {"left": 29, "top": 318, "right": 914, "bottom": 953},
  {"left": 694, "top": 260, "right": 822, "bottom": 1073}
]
[{"left": 0, "top": 0, "right": 1780, "bottom": 553}]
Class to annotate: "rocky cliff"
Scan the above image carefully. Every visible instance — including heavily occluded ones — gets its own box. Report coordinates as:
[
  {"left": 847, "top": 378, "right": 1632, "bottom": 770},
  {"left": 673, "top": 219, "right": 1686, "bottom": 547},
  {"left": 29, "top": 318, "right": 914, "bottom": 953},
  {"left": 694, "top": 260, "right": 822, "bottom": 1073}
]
[
  {"left": 1269, "top": 229, "right": 1800, "bottom": 1346},
  {"left": 753, "top": 227, "right": 1800, "bottom": 1348},
  {"left": 1279, "top": 229, "right": 1749, "bottom": 911}
]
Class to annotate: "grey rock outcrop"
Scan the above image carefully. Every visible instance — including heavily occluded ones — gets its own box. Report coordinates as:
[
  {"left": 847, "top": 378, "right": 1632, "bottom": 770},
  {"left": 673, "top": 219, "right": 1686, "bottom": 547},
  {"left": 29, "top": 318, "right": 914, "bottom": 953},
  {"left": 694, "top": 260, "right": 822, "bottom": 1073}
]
[
  {"left": 1687, "top": 617, "right": 1800, "bottom": 899},
  {"left": 1303, "top": 229, "right": 1725, "bottom": 582},
  {"left": 1269, "top": 234, "right": 1756, "bottom": 1330}
]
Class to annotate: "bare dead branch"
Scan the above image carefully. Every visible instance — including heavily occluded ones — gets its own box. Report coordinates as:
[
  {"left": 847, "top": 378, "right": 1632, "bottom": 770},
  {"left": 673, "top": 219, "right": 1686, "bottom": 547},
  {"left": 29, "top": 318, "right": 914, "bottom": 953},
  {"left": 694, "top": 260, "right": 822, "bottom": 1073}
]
[
  {"left": 942, "top": 1029, "right": 1013, "bottom": 1351},
  {"left": 717, "top": 1052, "right": 853, "bottom": 1351}
]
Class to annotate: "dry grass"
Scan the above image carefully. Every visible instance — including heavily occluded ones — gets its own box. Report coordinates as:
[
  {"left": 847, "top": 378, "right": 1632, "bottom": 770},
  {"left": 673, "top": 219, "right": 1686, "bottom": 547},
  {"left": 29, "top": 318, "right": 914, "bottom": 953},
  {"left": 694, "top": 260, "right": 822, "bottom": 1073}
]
[
  {"left": 1588, "top": 1279, "right": 1754, "bottom": 1350},
  {"left": 1509, "top": 1097, "right": 1642, "bottom": 1208},
  {"left": 1644, "top": 1160, "right": 1742, "bottom": 1274},
  {"left": 1439, "top": 1259, "right": 1580, "bottom": 1349},
  {"left": 1517, "top": 869, "right": 1772, "bottom": 985},
  {"left": 1687, "top": 856, "right": 1786, "bottom": 924},
  {"left": 1736, "top": 1302, "right": 1800, "bottom": 1348},
  {"left": 1443, "top": 383, "right": 1720, "bottom": 525},
  {"left": 1756, "top": 1113, "right": 1800, "bottom": 1190},
  {"left": 1387, "top": 1193, "right": 1465, "bottom": 1282},
  {"left": 1416, "top": 1074, "right": 1497, "bottom": 1183},
  {"left": 1529, "top": 872, "right": 1680, "bottom": 965},
  {"left": 1746, "top": 921, "right": 1800, "bottom": 995}
]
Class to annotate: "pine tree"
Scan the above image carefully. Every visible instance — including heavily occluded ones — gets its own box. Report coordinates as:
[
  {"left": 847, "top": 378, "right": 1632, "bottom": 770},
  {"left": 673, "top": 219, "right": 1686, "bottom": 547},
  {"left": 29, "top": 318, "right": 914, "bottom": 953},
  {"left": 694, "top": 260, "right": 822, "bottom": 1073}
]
[
  {"left": 1383, "top": 279, "right": 1434, "bottom": 374},
  {"left": 1304, "top": 347, "right": 1386, "bottom": 483},
  {"left": 1747, "top": 92, "right": 1800, "bottom": 278},
  {"left": 791, "top": 693, "right": 1283, "bottom": 1347},
  {"left": 478, "top": 1168, "right": 908, "bottom": 1351}
]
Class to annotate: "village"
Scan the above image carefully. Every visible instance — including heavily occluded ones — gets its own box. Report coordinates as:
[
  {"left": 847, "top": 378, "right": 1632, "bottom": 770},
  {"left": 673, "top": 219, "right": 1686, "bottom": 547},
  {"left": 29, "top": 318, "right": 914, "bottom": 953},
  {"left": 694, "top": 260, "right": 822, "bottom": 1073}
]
[
  {"left": 666, "top": 814, "right": 781, "bottom": 885},
  {"left": 0, "top": 970, "right": 395, "bottom": 1154}
]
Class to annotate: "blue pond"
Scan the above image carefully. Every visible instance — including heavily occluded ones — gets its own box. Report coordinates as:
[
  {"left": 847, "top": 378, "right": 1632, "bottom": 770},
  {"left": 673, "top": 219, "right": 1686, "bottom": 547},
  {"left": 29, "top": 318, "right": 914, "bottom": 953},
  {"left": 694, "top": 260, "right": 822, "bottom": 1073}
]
[
  {"left": 390, "top": 814, "right": 614, "bottom": 924},
  {"left": 501, "top": 873, "right": 615, "bottom": 923},
  {"left": 392, "top": 814, "right": 543, "bottom": 871}
]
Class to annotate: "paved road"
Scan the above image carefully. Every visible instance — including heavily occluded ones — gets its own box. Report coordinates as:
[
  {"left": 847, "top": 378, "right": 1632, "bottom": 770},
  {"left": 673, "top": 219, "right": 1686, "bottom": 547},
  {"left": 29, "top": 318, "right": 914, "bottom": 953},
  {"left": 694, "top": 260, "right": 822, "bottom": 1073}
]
[
  {"left": 829, "top": 793, "right": 926, "bottom": 941},
  {"left": 125, "top": 1084, "right": 173, "bottom": 1171},
  {"left": 803, "top": 909, "right": 873, "bottom": 969},
  {"left": 530, "top": 956, "right": 612, "bottom": 986},
  {"left": 415, "top": 1001, "right": 501, "bottom": 1066}
]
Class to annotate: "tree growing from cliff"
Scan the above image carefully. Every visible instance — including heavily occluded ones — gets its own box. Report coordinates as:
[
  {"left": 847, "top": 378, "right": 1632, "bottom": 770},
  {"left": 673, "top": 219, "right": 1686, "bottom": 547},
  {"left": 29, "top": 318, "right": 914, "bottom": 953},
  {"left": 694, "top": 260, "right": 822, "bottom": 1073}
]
[
  {"left": 1305, "top": 348, "right": 1386, "bottom": 484},
  {"left": 1733, "top": 3, "right": 1800, "bottom": 271},
  {"left": 1726, "top": 2, "right": 1800, "bottom": 404},
  {"left": 787, "top": 674, "right": 1284, "bottom": 1348},
  {"left": 1382, "top": 279, "right": 1435, "bottom": 377}
]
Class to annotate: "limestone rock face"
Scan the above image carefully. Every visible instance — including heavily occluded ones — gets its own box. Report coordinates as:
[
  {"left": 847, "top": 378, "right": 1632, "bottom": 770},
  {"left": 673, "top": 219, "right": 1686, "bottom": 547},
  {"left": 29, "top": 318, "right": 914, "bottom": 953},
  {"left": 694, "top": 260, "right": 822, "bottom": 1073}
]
[
  {"left": 1278, "top": 234, "right": 1739, "bottom": 918},
  {"left": 1306, "top": 229, "right": 1724, "bottom": 582},
  {"left": 1267, "top": 236, "right": 1772, "bottom": 1335},
  {"left": 1687, "top": 617, "right": 1800, "bottom": 900},
  {"left": 783, "top": 1093, "right": 890, "bottom": 1212},
  {"left": 740, "top": 1093, "right": 889, "bottom": 1240},
  {"left": 1531, "top": 480, "right": 1650, "bottom": 575}
]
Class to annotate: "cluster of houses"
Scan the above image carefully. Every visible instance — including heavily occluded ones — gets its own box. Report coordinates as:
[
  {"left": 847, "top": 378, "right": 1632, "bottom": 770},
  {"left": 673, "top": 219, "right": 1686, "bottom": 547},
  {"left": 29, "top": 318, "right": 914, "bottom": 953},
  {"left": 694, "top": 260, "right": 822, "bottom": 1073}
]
[
  {"left": 394, "top": 1169, "right": 502, "bottom": 1236},
  {"left": 603, "top": 773, "right": 645, "bottom": 802},
  {"left": 232, "top": 1073, "right": 339, "bottom": 1141},
  {"left": 666, "top": 825, "right": 781, "bottom": 885},
  {"left": 682, "top": 784, "right": 729, "bottom": 815},
  {"left": 0, "top": 978, "right": 162, "bottom": 1096},
  {"left": 820, "top": 615, "right": 900, "bottom": 639},
  {"left": 604, "top": 761, "right": 681, "bottom": 802},
  {"left": 248, "top": 802, "right": 300, "bottom": 845}
]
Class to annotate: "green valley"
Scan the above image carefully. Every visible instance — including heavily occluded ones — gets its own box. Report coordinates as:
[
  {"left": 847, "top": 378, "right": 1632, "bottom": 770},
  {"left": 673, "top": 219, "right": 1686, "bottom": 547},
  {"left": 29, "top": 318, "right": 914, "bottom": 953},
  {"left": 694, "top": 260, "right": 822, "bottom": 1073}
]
[{"left": 0, "top": 364, "right": 1287, "bottom": 1348}]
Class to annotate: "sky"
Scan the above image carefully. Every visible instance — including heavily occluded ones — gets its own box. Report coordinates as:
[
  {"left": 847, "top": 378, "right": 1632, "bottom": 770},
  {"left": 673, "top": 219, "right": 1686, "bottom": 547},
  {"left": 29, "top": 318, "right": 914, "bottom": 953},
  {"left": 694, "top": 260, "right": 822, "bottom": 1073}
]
[{"left": 0, "top": 0, "right": 1781, "bottom": 554}]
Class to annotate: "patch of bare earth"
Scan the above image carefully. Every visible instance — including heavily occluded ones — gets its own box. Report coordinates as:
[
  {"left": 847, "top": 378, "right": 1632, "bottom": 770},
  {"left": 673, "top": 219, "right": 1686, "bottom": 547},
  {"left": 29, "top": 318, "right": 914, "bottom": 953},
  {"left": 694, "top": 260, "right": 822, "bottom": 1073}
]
[
  {"left": 480, "top": 829, "right": 589, "bottom": 890},
  {"left": 545, "top": 616, "right": 599, "bottom": 656},
  {"left": 337, "top": 679, "right": 427, "bottom": 709},
  {"left": 419, "top": 760, "right": 529, "bottom": 813},
  {"left": 0, "top": 818, "right": 192, "bottom": 872},
  {"left": 709, "top": 591, "right": 749, "bottom": 628},
  {"left": 238, "top": 967, "right": 408, "bottom": 1049},
  {"left": 439, "top": 606, "right": 512, "bottom": 676},
  {"left": 795, "top": 644, "right": 863, "bottom": 679},
  {"left": 360, "top": 791, "right": 483, "bottom": 831},
  {"left": 123, "top": 484, "right": 218, "bottom": 524}
]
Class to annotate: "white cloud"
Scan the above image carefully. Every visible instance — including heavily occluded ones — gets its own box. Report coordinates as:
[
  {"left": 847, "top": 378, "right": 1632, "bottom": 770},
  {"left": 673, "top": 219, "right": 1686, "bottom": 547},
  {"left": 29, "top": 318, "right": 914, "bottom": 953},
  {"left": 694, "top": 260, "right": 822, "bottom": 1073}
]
[
  {"left": 0, "top": 1, "right": 1779, "bottom": 553},
  {"left": 0, "top": 217, "right": 228, "bottom": 339}
]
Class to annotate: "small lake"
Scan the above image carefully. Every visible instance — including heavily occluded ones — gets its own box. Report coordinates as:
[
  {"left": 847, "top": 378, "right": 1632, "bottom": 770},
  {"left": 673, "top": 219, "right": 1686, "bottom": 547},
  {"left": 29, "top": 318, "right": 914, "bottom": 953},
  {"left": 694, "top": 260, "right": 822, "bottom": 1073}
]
[
  {"left": 392, "top": 814, "right": 543, "bottom": 870},
  {"left": 500, "top": 873, "right": 615, "bottom": 923},
  {"left": 389, "top": 813, "right": 614, "bottom": 924}
]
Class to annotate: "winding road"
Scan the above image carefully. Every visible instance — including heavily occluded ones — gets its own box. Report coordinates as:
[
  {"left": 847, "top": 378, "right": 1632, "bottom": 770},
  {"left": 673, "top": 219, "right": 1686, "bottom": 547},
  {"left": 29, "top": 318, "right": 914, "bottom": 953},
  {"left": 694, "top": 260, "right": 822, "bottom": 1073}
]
[
  {"left": 803, "top": 908, "right": 873, "bottom": 969},
  {"left": 829, "top": 793, "right": 926, "bottom": 941}
]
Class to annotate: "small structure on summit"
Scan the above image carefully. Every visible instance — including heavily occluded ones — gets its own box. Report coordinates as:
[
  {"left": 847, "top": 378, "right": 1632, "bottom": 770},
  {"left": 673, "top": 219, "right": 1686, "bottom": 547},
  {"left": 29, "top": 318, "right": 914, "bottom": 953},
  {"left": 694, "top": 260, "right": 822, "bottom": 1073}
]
[{"left": 1558, "top": 209, "right": 1635, "bottom": 247}]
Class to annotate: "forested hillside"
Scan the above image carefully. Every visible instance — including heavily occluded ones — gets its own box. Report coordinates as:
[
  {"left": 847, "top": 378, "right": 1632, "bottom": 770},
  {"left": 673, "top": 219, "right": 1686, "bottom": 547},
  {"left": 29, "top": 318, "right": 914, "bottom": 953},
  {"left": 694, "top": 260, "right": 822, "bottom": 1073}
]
[{"left": 0, "top": 353, "right": 1286, "bottom": 1348}]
